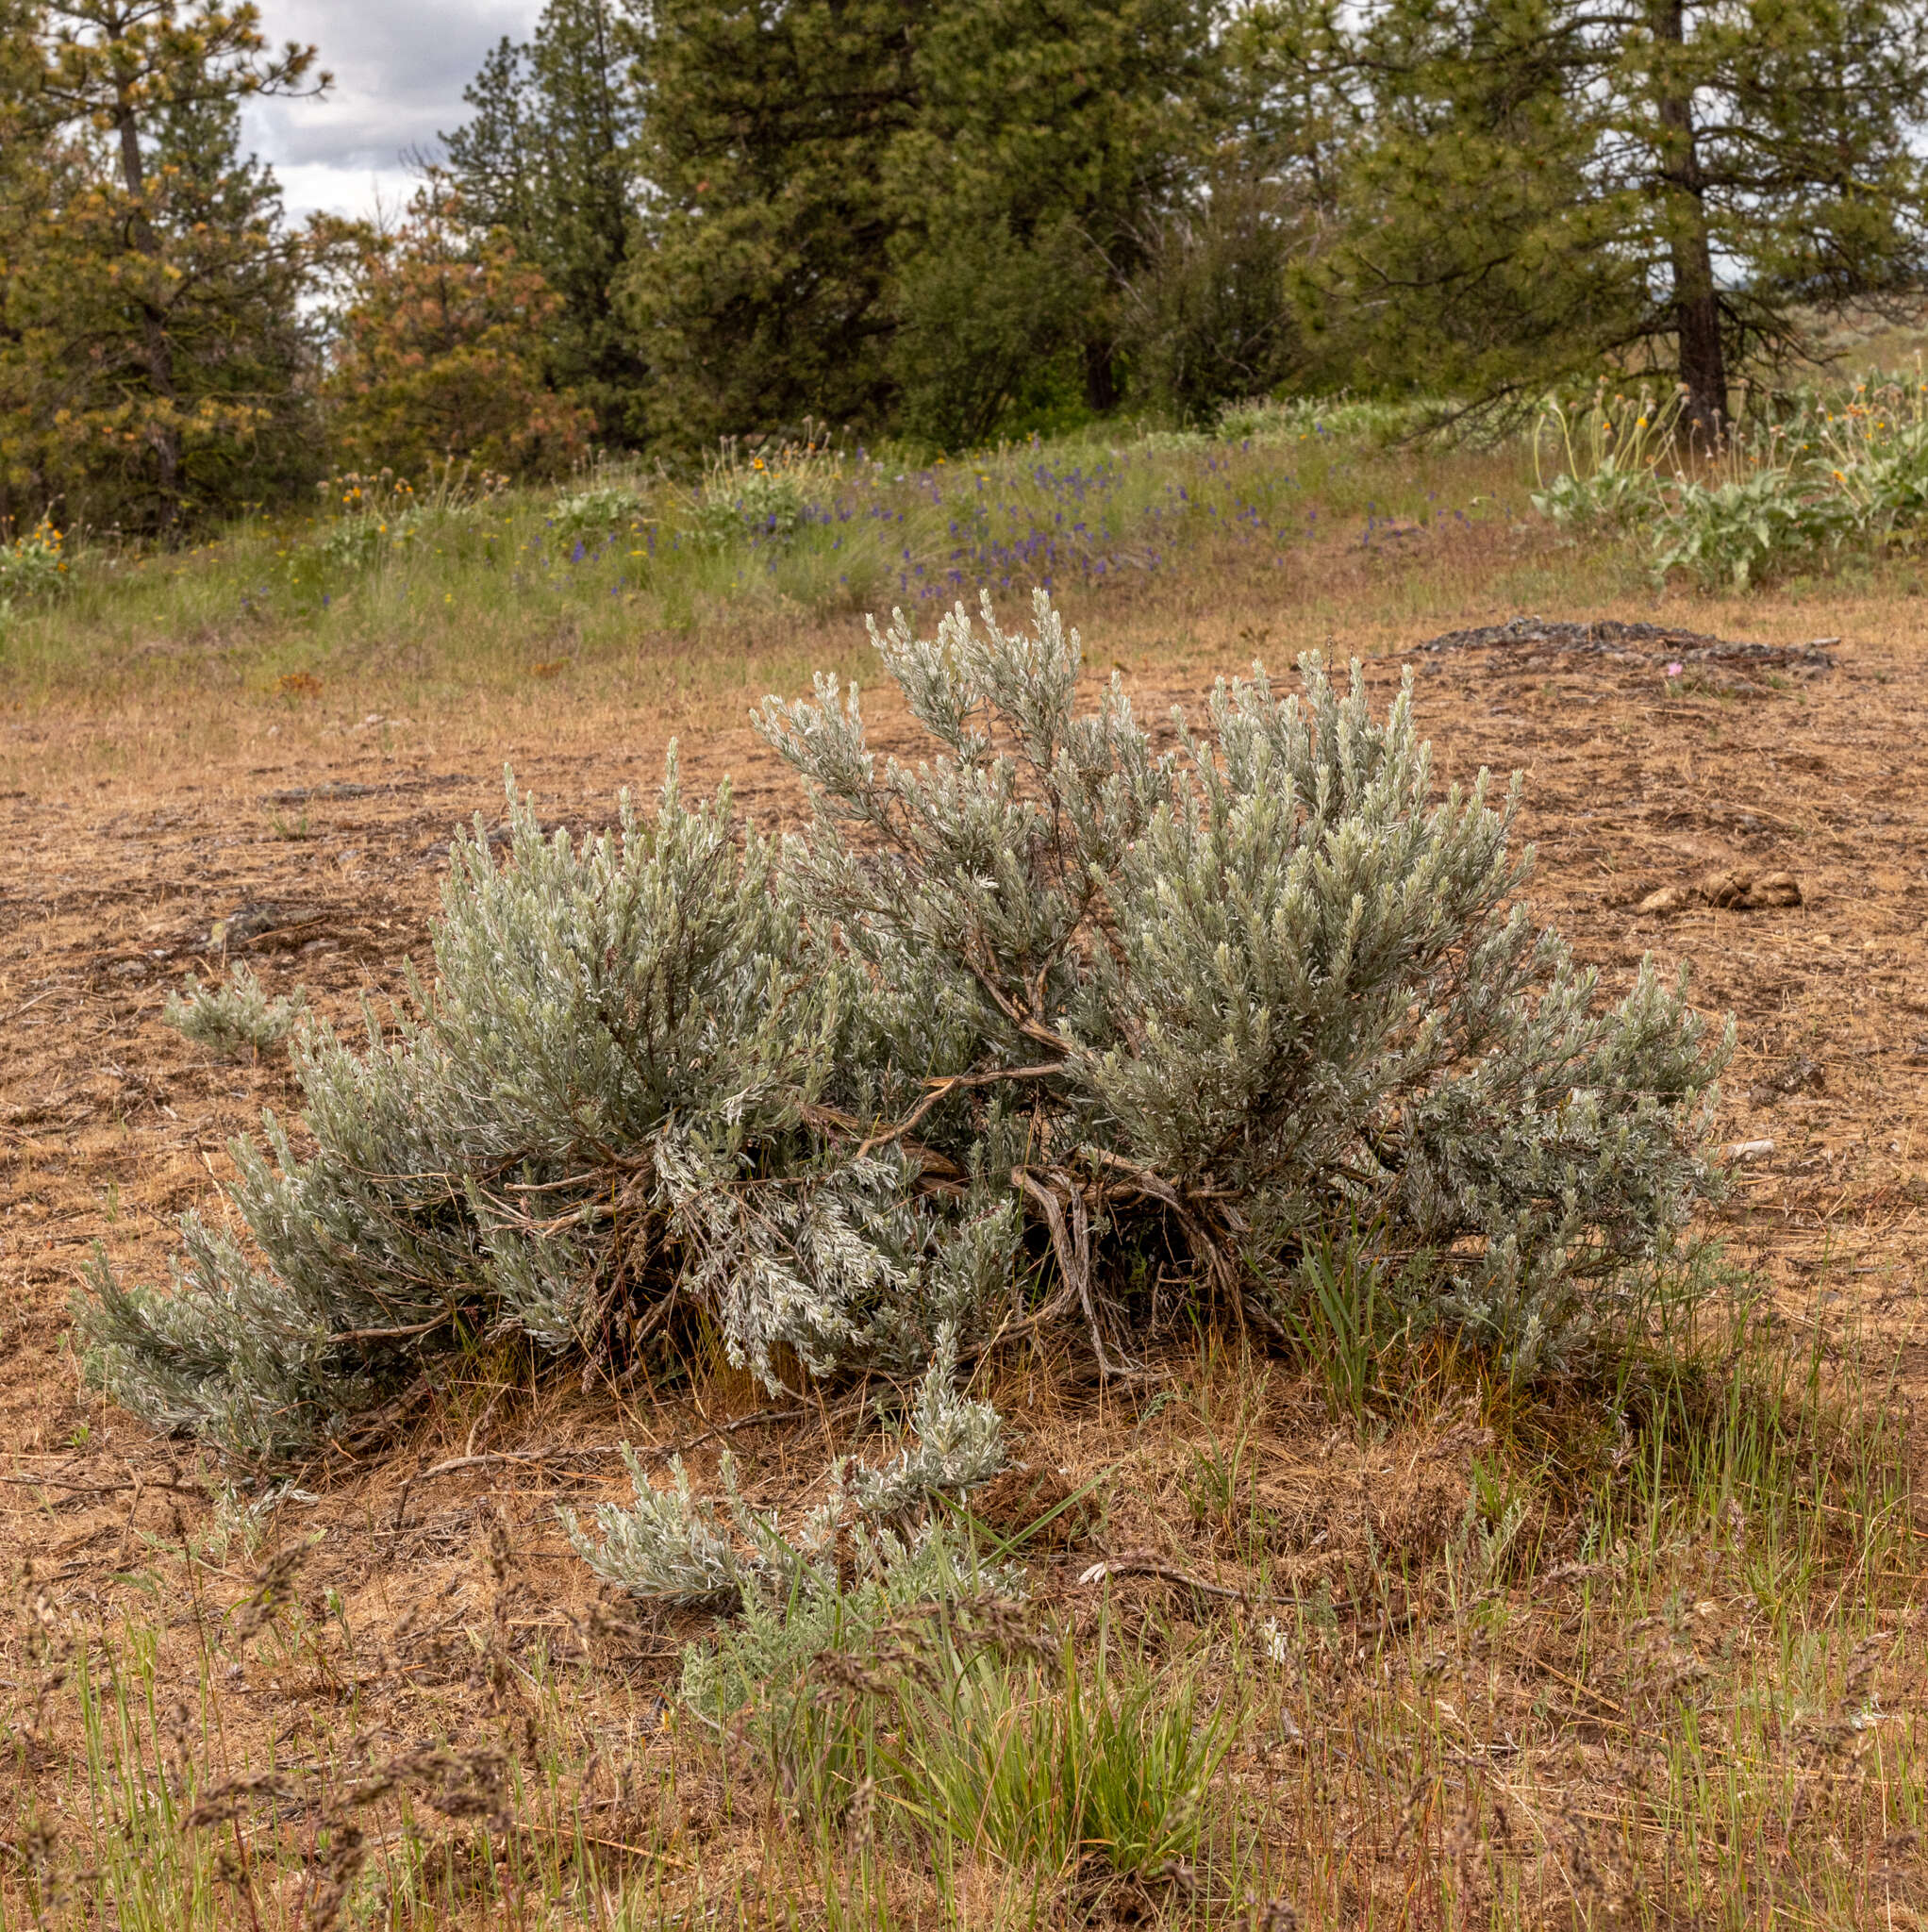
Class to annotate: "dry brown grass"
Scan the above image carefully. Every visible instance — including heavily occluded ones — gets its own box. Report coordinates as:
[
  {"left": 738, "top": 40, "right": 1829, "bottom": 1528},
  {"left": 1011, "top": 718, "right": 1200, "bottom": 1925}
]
[{"left": 4, "top": 472, "right": 1926, "bottom": 1927}]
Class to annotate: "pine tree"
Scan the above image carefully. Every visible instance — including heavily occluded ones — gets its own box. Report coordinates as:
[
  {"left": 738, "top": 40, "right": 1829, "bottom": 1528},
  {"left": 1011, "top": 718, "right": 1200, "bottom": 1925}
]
[
  {"left": 1273, "top": 0, "right": 1633, "bottom": 409},
  {"left": 1618, "top": 0, "right": 1928, "bottom": 429},
  {"left": 1271, "top": 0, "right": 1928, "bottom": 427},
  {"left": 22, "top": 0, "right": 328, "bottom": 529},
  {"left": 324, "top": 180, "right": 595, "bottom": 479},
  {"left": 619, "top": 0, "right": 930, "bottom": 447},
  {"left": 620, "top": 0, "right": 1222, "bottom": 448},
  {"left": 440, "top": 38, "right": 540, "bottom": 241},
  {"left": 441, "top": 0, "right": 647, "bottom": 442},
  {"left": 890, "top": 0, "right": 1222, "bottom": 436},
  {"left": 0, "top": 1, "right": 68, "bottom": 535}
]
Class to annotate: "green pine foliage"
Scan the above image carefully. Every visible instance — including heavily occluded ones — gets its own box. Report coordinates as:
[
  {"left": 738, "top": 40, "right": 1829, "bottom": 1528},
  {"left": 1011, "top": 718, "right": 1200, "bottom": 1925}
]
[
  {"left": 1117, "top": 166, "right": 1312, "bottom": 423},
  {"left": 620, "top": 0, "right": 926, "bottom": 447},
  {"left": 619, "top": 0, "right": 1221, "bottom": 447},
  {"left": 440, "top": 0, "right": 648, "bottom": 443},
  {"left": 8, "top": 0, "right": 1928, "bottom": 526},
  {"left": 1278, "top": 0, "right": 1928, "bottom": 425},
  {"left": 3, "top": 2, "right": 327, "bottom": 533},
  {"left": 1284, "top": 0, "right": 1635, "bottom": 407},
  {"left": 884, "top": 0, "right": 1222, "bottom": 439},
  {"left": 82, "top": 591, "right": 1729, "bottom": 1464}
]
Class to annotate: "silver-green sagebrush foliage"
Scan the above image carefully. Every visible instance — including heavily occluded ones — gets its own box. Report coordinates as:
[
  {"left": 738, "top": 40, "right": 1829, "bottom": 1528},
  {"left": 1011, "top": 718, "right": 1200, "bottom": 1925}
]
[
  {"left": 567, "top": 1337, "right": 1018, "bottom": 1718},
  {"left": 81, "top": 590, "right": 1732, "bottom": 1464},
  {"left": 566, "top": 1324, "right": 1010, "bottom": 1706},
  {"left": 565, "top": 1329, "right": 1006, "bottom": 1610},
  {"left": 160, "top": 964, "right": 307, "bottom": 1060}
]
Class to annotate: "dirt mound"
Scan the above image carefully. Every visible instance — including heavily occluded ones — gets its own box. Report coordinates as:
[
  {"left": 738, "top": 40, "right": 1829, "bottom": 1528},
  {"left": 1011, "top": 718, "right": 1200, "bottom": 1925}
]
[{"left": 1416, "top": 614, "right": 1838, "bottom": 673}]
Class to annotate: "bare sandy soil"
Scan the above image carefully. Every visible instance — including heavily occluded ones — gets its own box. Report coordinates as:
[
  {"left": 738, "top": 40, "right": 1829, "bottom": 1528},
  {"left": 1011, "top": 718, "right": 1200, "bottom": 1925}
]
[
  {"left": 4, "top": 585, "right": 1927, "bottom": 1920},
  {"left": 9, "top": 608, "right": 1922, "bottom": 1407}
]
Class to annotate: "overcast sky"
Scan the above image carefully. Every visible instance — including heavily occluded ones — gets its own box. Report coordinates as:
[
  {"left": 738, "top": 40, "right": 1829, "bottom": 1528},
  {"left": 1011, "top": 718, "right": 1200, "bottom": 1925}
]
[{"left": 241, "top": 0, "right": 540, "bottom": 221}]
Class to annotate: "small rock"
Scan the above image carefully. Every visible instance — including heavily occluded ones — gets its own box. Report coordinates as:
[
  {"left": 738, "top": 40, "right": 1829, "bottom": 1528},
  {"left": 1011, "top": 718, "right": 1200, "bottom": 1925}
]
[
  {"left": 1698, "top": 867, "right": 1753, "bottom": 908},
  {"left": 1725, "top": 1139, "right": 1775, "bottom": 1163},
  {"left": 1696, "top": 866, "right": 1802, "bottom": 910},
  {"left": 1637, "top": 884, "right": 1687, "bottom": 916}
]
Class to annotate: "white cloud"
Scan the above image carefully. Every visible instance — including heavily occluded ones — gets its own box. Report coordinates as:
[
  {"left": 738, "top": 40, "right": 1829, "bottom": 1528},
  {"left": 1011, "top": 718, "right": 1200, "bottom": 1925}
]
[{"left": 242, "top": 0, "right": 540, "bottom": 220}]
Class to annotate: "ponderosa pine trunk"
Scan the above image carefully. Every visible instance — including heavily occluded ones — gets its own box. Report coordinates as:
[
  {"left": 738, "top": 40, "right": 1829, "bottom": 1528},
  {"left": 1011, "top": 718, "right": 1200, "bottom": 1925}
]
[
  {"left": 1650, "top": 0, "right": 1725, "bottom": 440},
  {"left": 1083, "top": 335, "right": 1121, "bottom": 413},
  {"left": 109, "top": 44, "right": 182, "bottom": 526}
]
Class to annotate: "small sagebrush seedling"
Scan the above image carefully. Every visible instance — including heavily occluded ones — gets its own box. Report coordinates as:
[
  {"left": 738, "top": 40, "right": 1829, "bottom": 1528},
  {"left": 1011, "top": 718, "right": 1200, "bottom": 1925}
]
[
  {"left": 567, "top": 1327, "right": 1006, "bottom": 1605},
  {"left": 159, "top": 964, "right": 307, "bottom": 1061}
]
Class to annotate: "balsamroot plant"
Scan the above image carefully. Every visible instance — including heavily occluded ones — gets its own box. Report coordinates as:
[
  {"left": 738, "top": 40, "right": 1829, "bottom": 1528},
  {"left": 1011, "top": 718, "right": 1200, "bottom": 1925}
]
[{"left": 81, "top": 590, "right": 1731, "bottom": 1462}]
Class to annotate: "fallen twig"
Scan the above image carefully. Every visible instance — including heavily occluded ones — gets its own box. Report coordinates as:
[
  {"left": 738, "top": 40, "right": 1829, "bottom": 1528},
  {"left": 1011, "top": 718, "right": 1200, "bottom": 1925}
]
[{"left": 1076, "top": 1549, "right": 1248, "bottom": 1602}]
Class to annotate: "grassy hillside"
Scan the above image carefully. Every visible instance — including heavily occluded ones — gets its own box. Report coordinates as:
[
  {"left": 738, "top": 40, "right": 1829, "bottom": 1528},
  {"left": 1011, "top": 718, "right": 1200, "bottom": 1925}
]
[{"left": 4, "top": 402, "right": 1598, "bottom": 713}]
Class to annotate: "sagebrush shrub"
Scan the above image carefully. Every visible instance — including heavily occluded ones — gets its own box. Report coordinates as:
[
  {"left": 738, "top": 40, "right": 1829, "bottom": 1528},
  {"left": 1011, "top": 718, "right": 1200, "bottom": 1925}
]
[
  {"left": 566, "top": 1328, "right": 1006, "bottom": 1609},
  {"left": 160, "top": 965, "right": 307, "bottom": 1060},
  {"left": 81, "top": 590, "right": 1731, "bottom": 1462},
  {"left": 569, "top": 1325, "right": 1010, "bottom": 1705}
]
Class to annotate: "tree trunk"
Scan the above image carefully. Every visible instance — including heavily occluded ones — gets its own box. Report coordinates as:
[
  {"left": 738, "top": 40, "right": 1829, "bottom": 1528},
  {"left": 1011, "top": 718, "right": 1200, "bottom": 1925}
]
[
  {"left": 1671, "top": 230, "right": 1725, "bottom": 441},
  {"left": 112, "top": 80, "right": 183, "bottom": 525},
  {"left": 1650, "top": 0, "right": 1725, "bottom": 440},
  {"left": 1083, "top": 335, "right": 1119, "bottom": 414}
]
